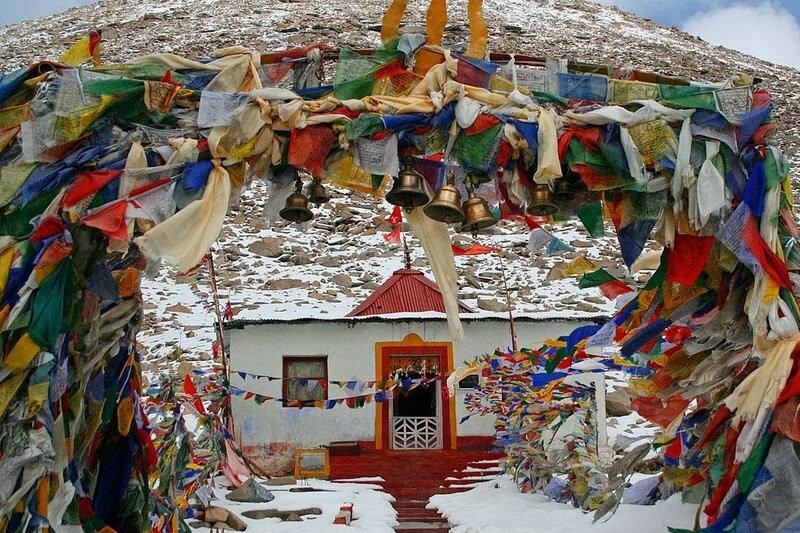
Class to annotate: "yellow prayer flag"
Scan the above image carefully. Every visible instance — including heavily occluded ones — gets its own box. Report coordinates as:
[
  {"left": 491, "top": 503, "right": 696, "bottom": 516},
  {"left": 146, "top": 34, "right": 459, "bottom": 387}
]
[
  {"left": 59, "top": 36, "right": 93, "bottom": 67},
  {"left": 5, "top": 333, "right": 40, "bottom": 370},
  {"left": 561, "top": 254, "right": 599, "bottom": 278}
]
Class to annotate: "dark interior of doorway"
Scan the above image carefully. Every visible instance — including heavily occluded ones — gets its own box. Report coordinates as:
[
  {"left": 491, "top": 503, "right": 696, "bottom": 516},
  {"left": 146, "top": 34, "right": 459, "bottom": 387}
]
[{"left": 393, "top": 371, "right": 436, "bottom": 417}]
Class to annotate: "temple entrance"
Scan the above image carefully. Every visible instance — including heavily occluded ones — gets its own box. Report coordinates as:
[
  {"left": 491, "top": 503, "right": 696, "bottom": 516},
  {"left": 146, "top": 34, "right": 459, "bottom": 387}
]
[
  {"left": 374, "top": 334, "right": 456, "bottom": 450},
  {"left": 388, "top": 354, "right": 442, "bottom": 449}
]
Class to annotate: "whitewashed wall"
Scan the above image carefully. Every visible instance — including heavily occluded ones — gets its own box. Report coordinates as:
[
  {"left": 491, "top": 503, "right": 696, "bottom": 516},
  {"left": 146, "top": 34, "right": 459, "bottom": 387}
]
[{"left": 228, "top": 318, "right": 597, "bottom": 448}]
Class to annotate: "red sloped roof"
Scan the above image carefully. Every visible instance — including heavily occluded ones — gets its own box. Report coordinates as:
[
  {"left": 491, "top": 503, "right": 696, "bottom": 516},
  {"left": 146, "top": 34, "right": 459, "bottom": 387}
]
[{"left": 346, "top": 269, "right": 474, "bottom": 317}]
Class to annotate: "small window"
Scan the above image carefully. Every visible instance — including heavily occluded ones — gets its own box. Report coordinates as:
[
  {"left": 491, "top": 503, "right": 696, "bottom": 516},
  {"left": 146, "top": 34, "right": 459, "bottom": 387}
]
[
  {"left": 283, "top": 356, "right": 327, "bottom": 406},
  {"left": 458, "top": 375, "right": 480, "bottom": 389}
]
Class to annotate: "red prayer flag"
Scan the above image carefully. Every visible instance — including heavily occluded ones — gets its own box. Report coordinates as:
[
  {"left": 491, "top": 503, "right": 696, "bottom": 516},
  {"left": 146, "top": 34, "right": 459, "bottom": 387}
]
[
  {"left": 29, "top": 216, "right": 66, "bottom": 241},
  {"left": 63, "top": 169, "right": 123, "bottom": 207},
  {"left": 383, "top": 224, "right": 401, "bottom": 244},
  {"left": 464, "top": 114, "right": 502, "bottom": 135},
  {"left": 386, "top": 205, "right": 403, "bottom": 226},
  {"left": 451, "top": 243, "right": 500, "bottom": 256},
  {"left": 741, "top": 211, "right": 792, "bottom": 289},
  {"left": 598, "top": 279, "right": 634, "bottom": 300},
  {"left": 287, "top": 125, "right": 336, "bottom": 178},
  {"left": 183, "top": 374, "right": 207, "bottom": 415},
  {"left": 81, "top": 201, "right": 129, "bottom": 241},
  {"left": 666, "top": 233, "right": 715, "bottom": 285}
]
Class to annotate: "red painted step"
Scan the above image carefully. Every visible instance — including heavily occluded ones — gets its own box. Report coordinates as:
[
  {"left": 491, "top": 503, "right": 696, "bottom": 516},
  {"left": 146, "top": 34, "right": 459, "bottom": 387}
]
[{"left": 330, "top": 449, "right": 503, "bottom": 532}]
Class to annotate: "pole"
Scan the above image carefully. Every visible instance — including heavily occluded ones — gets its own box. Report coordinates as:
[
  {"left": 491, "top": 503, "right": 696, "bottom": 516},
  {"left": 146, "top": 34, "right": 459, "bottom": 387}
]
[
  {"left": 496, "top": 251, "right": 518, "bottom": 352},
  {"left": 206, "top": 251, "right": 231, "bottom": 429}
]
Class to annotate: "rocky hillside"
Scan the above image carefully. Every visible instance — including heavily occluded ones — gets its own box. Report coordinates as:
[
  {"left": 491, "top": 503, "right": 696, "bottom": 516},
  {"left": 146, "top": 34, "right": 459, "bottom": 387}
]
[{"left": 2, "top": 0, "right": 798, "bottom": 376}]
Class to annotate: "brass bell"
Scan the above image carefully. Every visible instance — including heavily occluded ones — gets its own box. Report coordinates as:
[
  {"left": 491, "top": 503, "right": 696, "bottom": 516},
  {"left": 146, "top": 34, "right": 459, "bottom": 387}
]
[
  {"left": 385, "top": 158, "right": 430, "bottom": 209},
  {"left": 279, "top": 178, "right": 314, "bottom": 223},
  {"left": 552, "top": 179, "right": 575, "bottom": 204},
  {"left": 460, "top": 192, "right": 498, "bottom": 235},
  {"left": 308, "top": 178, "right": 330, "bottom": 205},
  {"left": 424, "top": 172, "right": 464, "bottom": 224},
  {"left": 459, "top": 176, "right": 498, "bottom": 236},
  {"left": 527, "top": 183, "right": 559, "bottom": 217}
]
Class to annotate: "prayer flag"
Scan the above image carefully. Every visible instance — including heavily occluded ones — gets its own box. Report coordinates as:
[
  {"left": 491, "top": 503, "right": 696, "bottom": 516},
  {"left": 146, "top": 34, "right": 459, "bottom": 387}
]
[
  {"left": 578, "top": 200, "right": 604, "bottom": 238},
  {"left": 82, "top": 201, "right": 129, "bottom": 241},
  {"left": 386, "top": 205, "right": 402, "bottom": 225},
  {"left": 383, "top": 224, "right": 401, "bottom": 244},
  {"left": 666, "top": 234, "right": 715, "bottom": 286},
  {"left": 59, "top": 31, "right": 102, "bottom": 67},
  {"left": 451, "top": 243, "right": 500, "bottom": 255},
  {"left": 63, "top": 169, "right": 123, "bottom": 207}
]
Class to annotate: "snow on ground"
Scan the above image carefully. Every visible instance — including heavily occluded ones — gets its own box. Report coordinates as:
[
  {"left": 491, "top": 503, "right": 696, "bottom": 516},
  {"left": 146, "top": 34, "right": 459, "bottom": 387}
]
[
  {"left": 429, "top": 476, "right": 702, "bottom": 533},
  {"left": 194, "top": 478, "right": 397, "bottom": 533}
]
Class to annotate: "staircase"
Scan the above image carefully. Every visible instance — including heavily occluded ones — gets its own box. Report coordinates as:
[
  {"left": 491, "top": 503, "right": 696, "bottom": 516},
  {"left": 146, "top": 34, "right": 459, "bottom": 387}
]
[{"left": 331, "top": 449, "right": 504, "bottom": 532}]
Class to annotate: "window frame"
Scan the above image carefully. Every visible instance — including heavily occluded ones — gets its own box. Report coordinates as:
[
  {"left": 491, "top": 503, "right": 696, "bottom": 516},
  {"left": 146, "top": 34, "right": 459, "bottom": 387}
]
[{"left": 282, "top": 355, "right": 328, "bottom": 407}]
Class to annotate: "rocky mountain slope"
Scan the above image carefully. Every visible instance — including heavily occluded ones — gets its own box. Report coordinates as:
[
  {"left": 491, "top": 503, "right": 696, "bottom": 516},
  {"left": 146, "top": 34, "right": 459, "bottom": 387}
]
[{"left": 2, "top": 0, "right": 798, "bottom": 375}]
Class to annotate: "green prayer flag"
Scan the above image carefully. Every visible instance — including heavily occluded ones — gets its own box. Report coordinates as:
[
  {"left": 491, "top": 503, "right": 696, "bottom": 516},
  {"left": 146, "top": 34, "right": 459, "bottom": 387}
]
[
  {"left": 29, "top": 260, "right": 72, "bottom": 350},
  {"left": 644, "top": 249, "right": 668, "bottom": 290},
  {"left": 578, "top": 200, "right": 604, "bottom": 238},
  {"left": 579, "top": 268, "right": 616, "bottom": 289},
  {"left": 736, "top": 432, "right": 775, "bottom": 494}
]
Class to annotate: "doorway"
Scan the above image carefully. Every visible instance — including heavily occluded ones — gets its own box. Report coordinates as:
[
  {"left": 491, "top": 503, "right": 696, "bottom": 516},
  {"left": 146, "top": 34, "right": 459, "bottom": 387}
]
[{"left": 374, "top": 333, "right": 455, "bottom": 450}]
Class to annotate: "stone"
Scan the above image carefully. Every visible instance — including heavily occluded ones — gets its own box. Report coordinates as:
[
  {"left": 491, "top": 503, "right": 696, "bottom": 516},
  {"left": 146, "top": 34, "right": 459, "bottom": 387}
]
[
  {"left": 286, "top": 513, "right": 302, "bottom": 522},
  {"left": 225, "top": 512, "right": 248, "bottom": 531},
  {"left": 289, "top": 253, "right": 311, "bottom": 265},
  {"left": 203, "top": 506, "right": 229, "bottom": 524},
  {"left": 266, "top": 278, "right": 306, "bottom": 290},
  {"left": 211, "top": 522, "right": 229, "bottom": 530},
  {"left": 264, "top": 475, "right": 296, "bottom": 486},
  {"left": 248, "top": 237, "right": 283, "bottom": 258},
  {"left": 165, "top": 304, "right": 192, "bottom": 313},
  {"left": 331, "top": 273, "right": 352, "bottom": 288},
  {"left": 606, "top": 388, "right": 632, "bottom": 417},
  {"left": 477, "top": 298, "right": 509, "bottom": 313},
  {"left": 316, "top": 256, "right": 341, "bottom": 268},
  {"left": 226, "top": 478, "right": 275, "bottom": 503}
]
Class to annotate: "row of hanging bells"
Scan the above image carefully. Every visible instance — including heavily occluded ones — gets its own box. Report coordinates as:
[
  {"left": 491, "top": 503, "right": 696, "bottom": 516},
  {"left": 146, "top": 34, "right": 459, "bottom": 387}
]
[
  {"left": 280, "top": 160, "right": 593, "bottom": 228},
  {"left": 385, "top": 160, "right": 498, "bottom": 236}
]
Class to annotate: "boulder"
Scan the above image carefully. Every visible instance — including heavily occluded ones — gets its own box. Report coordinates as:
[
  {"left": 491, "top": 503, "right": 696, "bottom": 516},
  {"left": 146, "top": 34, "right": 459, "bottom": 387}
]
[
  {"left": 203, "top": 506, "right": 229, "bottom": 524},
  {"left": 606, "top": 388, "right": 632, "bottom": 417},
  {"left": 226, "top": 479, "right": 275, "bottom": 503},
  {"left": 226, "top": 512, "right": 248, "bottom": 531},
  {"left": 286, "top": 513, "right": 302, "bottom": 522}
]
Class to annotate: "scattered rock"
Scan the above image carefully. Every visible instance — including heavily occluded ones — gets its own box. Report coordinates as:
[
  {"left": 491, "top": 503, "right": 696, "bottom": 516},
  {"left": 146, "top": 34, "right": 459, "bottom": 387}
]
[
  {"left": 477, "top": 298, "right": 509, "bottom": 313},
  {"left": 165, "top": 304, "right": 192, "bottom": 313},
  {"left": 316, "top": 256, "right": 341, "bottom": 268},
  {"left": 264, "top": 475, "right": 296, "bottom": 486},
  {"left": 331, "top": 273, "right": 352, "bottom": 288},
  {"left": 242, "top": 507, "right": 322, "bottom": 520},
  {"left": 266, "top": 278, "right": 306, "bottom": 290},
  {"left": 286, "top": 513, "right": 302, "bottom": 522},
  {"left": 226, "top": 478, "right": 275, "bottom": 503},
  {"left": 248, "top": 237, "right": 283, "bottom": 258}
]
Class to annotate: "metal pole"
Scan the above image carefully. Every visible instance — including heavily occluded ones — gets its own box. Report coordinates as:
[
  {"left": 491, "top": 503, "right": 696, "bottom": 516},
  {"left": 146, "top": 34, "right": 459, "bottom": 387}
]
[{"left": 496, "top": 251, "right": 518, "bottom": 352}]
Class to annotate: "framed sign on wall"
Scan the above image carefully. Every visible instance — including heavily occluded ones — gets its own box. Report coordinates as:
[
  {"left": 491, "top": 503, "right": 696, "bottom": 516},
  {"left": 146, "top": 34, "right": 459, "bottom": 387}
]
[{"left": 294, "top": 448, "right": 331, "bottom": 479}]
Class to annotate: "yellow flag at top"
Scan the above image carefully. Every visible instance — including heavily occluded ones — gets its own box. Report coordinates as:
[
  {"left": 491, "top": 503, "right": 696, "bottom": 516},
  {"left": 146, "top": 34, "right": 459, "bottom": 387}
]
[{"left": 59, "top": 31, "right": 102, "bottom": 67}]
